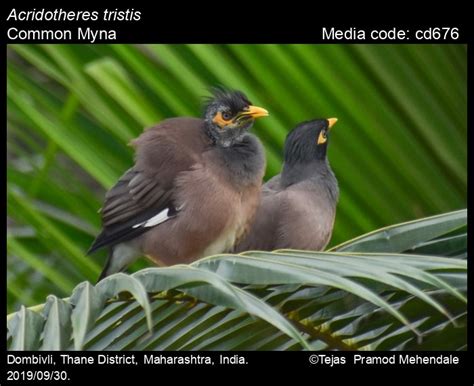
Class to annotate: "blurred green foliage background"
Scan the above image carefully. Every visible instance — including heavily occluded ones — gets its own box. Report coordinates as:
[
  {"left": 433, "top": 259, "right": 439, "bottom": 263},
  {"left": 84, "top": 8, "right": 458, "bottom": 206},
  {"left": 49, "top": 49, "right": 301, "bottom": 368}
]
[{"left": 7, "top": 44, "right": 467, "bottom": 313}]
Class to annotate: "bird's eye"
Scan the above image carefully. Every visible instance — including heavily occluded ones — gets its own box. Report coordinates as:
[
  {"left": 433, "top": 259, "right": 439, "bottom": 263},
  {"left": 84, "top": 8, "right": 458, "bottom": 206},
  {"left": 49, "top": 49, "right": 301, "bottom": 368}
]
[
  {"left": 317, "top": 130, "right": 328, "bottom": 145},
  {"left": 222, "top": 111, "right": 232, "bottom": 121}
]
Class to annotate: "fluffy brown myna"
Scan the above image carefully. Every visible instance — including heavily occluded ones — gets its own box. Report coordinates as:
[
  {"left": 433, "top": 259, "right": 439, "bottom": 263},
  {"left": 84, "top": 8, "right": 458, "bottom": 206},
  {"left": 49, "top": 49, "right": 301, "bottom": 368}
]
[
  {"left": 234, "top": 118, "right": 338, "bottom": 252},
  {"left": 88, "top": 88, "right": 268, "bottom": 280}
]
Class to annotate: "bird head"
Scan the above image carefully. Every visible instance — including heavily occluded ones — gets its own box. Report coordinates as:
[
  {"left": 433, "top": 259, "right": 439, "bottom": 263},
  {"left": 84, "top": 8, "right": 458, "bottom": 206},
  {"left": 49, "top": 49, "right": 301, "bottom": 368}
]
[
  {"left": 284, "top": 118, "right": 338, "bottom": 164},
  {"left": 204, "top": 88, "right": 269, "bottom": 147}
]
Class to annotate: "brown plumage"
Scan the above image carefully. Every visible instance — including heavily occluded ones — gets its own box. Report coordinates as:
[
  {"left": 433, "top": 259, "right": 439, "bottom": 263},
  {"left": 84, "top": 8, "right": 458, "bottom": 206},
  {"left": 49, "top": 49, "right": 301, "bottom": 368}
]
[
  {"left": 89, "top": 89, "right": 268, "bottom": 280},
  {"left": 234, "top": 118, "right": 339, "bottom": 252}
]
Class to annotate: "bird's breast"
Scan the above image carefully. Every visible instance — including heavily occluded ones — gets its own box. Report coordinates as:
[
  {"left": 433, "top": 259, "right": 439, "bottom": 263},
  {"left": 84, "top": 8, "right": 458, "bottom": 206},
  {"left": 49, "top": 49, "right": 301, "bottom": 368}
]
[
  {"left": 200, "top": 228, "right": 238, "bottom": 257},
  {"left": 201, "top": 183, "right": 261, "bottom": 257}
]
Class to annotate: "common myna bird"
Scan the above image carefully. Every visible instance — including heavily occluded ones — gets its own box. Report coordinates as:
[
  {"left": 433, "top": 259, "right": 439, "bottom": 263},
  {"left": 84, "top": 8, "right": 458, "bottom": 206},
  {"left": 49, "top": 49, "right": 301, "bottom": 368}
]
[
  {"left": 88, "top": 88, "right": 268, "bottom": 280},
  {"left": 234, "top": 118, "right": 338, "bottom": 252}
]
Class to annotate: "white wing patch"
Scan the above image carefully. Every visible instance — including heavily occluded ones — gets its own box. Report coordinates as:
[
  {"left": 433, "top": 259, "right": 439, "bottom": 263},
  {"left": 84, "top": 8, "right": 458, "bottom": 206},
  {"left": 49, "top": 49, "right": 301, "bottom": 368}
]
[{"left": 132, "top": 208, "right": 171, "bottom": 229}]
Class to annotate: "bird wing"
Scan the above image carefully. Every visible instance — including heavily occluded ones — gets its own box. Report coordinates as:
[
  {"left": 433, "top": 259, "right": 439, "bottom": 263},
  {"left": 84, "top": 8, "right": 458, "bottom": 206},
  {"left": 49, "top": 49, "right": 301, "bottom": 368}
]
[
  {"left": 87, "top": 167, "right": 178, "bottom": 254},
  {"left": 262, "top": 174, "right": 282, "bottom": 193},
  {"left": 88, "top": 118, "right": 208, "bottom": 254},
  {"left": 233, "top": 175, "right": 283, "bottom": 253}
]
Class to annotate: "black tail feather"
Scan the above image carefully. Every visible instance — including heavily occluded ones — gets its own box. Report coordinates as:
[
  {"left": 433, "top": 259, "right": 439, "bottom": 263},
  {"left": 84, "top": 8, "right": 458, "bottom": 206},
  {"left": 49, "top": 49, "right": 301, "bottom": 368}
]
[
  {"left": 87, "top": 231, "right": 106, "bottom": 256},
  {"left": 96, "top": 248, "right": 114, "bottom": 283},
  {"left": 96, "top": 247, "right": 132, "bottom": 284},
  {"left": 87, "top": 222, "right": 158, "bottom": 255}
]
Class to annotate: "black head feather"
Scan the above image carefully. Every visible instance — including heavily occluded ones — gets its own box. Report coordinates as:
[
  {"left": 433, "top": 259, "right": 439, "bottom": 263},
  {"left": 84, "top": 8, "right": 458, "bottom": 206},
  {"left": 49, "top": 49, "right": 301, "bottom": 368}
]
[
  {"left": 280, "top": 118, "right": 338, "bottom": 194},
  {"left": 203, "top": 86, "right": 252, "bottom": 116},
  {"left": 284, "top": 119, "right": 330, "bottom": 164},
  {"left": 202, "top": 87, "right": 257, "bottom": 147}
]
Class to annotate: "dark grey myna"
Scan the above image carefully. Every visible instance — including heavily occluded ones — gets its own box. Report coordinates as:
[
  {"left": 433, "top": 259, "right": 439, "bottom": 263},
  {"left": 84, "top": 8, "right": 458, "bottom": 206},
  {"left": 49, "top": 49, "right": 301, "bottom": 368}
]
[
  {"left": 234, "top": 118, "right": 338, "bottom": 252},
  {"left": 88, "top": 89, "right": 268, "bottom": 280}
]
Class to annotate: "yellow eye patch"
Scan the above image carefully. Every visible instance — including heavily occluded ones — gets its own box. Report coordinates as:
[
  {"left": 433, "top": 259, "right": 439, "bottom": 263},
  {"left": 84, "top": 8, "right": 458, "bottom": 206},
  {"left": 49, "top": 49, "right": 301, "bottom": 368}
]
[
  {"left": 317, "top": 131, "right": 327, "bottom": 145},
  {"left": 212, "top": 111, "right": 232, "bottom": 127}
]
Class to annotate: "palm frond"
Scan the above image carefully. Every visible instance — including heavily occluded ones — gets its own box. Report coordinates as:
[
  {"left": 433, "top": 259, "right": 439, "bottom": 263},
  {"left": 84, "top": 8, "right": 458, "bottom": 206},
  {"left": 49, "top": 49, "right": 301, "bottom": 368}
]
[{"left": 7, "top": 210, "right": 467, "bottom": 351}]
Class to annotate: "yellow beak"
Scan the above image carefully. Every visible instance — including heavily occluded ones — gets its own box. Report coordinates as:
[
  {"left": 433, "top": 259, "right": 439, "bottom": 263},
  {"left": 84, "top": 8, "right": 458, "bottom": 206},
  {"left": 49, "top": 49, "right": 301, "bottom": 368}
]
[
  {"left": 327, "top": 117, "right": 338, "bottom": 129},
  {"left": 243, "top": 105, "right": 269, "bottom": 119}
]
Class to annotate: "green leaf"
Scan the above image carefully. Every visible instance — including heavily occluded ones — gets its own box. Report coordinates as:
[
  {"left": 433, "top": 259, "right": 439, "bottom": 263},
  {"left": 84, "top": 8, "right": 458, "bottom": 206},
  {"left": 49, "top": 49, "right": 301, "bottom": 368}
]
[
  {"left": 40, "top": 295, "right": 72, "bottom": 350},
  {"left": 85, "top": 57, "right": 161, "bottom": 126},
  {"left": 133, "top": 266, "right": 311, "bottom": 350},
  {"left": 331, "top": 210, "right": 466, "bottom": 253},
  {"left": 6, "top": 248, "right": 466, "bottom": 351},
  {"left": 70, "top": 282, "right": 106, "bottom": 350},
  {"left": 96, "top": 273, "right": 153, "bottom": 333},
  {"left": 7, "top": 306, "right": 45, "bottom": 350}
]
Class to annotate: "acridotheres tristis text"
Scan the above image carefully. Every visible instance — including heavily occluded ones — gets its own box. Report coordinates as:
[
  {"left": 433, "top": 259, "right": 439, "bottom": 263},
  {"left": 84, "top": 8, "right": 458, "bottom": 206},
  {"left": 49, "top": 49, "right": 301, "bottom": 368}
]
[
  {"left": 234, "top": 118, "right": 338, "bottom": 252},
  {"left": 89, "top": 88, "right": 268, "bottom": 280}
]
